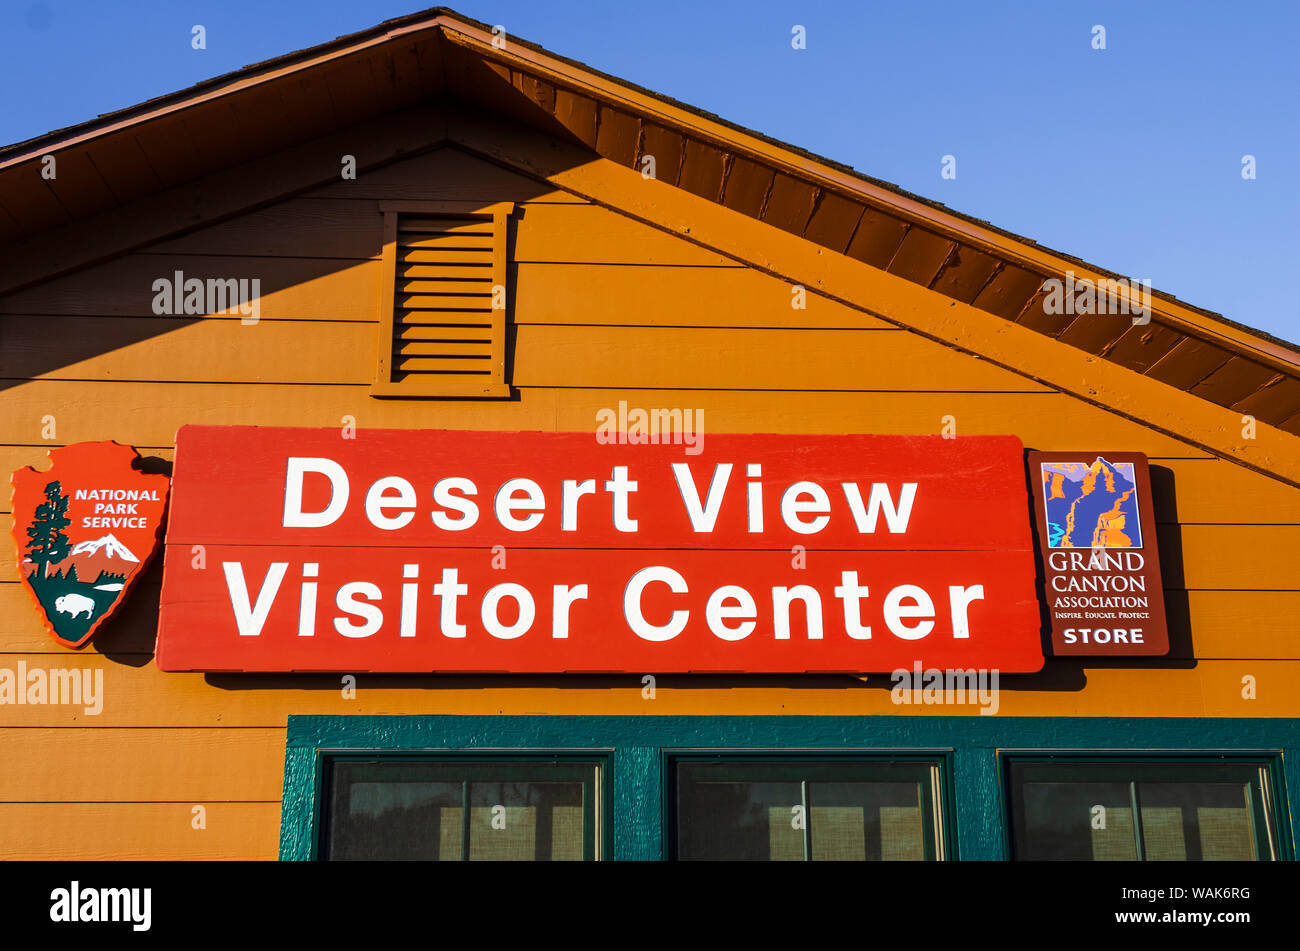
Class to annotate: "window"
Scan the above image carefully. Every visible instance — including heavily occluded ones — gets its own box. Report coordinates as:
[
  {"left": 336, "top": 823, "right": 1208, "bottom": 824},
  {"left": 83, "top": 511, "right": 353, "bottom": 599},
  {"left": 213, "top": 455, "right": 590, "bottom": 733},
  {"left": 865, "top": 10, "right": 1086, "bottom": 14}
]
[
  {"left": 371, "top": 201, "right": 513, "bottom": 398},
  {"left": 283, "top": 717, "right": 1299, "bottom": 862},
  {"left": 321, "top": 757, "right": 602, "bottom": 860},
  {"left": 669, "top": 755, "right": 947, "bottom": 860},
  {"left": 1006, "top": 758, "right": 1281, "bottom": 861}
]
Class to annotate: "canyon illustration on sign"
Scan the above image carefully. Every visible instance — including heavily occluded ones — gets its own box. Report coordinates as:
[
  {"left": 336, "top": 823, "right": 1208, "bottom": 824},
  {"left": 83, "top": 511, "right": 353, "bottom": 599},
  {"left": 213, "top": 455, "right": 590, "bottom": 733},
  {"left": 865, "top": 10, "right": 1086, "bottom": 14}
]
[
  {"left": 1028, "top": 450, "right": 1169, "bottom": 656},
  {"left": 9, "top": 442, "right": 170, "bottom": 648},
  {"left": 155, "top": 426, "right": 1047, "bottom": 673}
]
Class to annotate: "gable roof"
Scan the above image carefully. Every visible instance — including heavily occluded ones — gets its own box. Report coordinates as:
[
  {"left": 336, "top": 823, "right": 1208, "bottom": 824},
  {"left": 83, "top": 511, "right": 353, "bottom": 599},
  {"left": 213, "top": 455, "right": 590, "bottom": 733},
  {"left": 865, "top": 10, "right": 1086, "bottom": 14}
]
[{"left": 2, "top": 6, "right": 1299, "bottom": 441}]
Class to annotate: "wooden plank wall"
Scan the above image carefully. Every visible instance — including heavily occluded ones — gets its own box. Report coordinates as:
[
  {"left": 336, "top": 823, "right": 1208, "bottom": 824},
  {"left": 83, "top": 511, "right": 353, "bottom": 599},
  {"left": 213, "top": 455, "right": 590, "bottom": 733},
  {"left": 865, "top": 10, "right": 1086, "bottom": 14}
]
[{"left": 1, "top": 146, "right": 1297, "bottom": 858}]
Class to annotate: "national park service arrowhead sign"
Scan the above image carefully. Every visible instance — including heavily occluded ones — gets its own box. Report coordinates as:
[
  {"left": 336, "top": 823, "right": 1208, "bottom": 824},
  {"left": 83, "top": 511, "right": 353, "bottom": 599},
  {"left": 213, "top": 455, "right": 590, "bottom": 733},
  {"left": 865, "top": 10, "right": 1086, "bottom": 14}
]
[{"left": 10, "top": 442, "right": 169, "bottom": 648}]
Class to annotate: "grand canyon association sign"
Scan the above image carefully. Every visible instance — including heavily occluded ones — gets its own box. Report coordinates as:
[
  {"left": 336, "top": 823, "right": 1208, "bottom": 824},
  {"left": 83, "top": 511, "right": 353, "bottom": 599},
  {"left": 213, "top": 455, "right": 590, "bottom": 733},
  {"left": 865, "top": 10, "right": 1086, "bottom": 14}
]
[
  {"left": 1027, "top": 450, "right": 1169, "bottom": 656},
  {"left": 10, "top": 442, "right": 170, "bottom": 647},
  {"left": 155, "top": 426, "right": 1046, "bottom": 673}
]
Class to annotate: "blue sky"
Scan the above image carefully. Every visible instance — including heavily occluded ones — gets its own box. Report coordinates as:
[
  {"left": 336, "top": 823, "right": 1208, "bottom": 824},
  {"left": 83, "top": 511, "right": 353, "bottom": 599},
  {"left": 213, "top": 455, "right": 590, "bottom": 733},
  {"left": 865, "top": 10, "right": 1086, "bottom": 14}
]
[{"left": 3, "top": 0, "right": 1297, "bottom": 344}]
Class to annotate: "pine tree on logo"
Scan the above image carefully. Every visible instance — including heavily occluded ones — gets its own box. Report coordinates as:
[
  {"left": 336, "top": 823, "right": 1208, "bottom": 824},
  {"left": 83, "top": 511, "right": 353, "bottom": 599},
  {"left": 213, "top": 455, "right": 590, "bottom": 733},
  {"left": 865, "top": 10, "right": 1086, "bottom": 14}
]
[{"left": 26, "top": 480, "right": 71, "bottom": 581}]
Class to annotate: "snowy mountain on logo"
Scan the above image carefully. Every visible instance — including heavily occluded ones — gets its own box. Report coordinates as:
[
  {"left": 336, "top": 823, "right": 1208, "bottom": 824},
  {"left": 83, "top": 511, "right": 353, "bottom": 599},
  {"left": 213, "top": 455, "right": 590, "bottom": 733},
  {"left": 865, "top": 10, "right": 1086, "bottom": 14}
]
[
  {"left": 69, "top": 534, "right": 139, "bottom": 561},
  {"left": 63, "top": 533, "right": 140, "bottom": 583}
]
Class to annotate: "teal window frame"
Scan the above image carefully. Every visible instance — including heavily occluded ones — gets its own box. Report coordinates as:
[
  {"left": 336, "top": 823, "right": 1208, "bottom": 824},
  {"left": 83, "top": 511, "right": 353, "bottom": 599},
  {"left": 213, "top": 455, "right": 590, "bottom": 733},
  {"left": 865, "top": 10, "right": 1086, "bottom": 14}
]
[
  {"left": 320, "top": 753, "right": 608, "bottom": 861},
  {"left": 664, "top": 751, "right": 951, "bottom": 860},
  {"left": 1000, "top": 751, "right": 1288, "bottom": 861},
  {"left": 280, "top": 716, "right": 1298, "bottom": 861}
]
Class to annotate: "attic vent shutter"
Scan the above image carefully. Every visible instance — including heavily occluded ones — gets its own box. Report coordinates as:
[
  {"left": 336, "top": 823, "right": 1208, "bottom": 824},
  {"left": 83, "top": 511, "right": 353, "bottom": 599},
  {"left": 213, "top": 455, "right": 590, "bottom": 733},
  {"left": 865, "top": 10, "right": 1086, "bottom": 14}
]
[{"left": 372, "top": 201, "right": 514, "bottom": 397}]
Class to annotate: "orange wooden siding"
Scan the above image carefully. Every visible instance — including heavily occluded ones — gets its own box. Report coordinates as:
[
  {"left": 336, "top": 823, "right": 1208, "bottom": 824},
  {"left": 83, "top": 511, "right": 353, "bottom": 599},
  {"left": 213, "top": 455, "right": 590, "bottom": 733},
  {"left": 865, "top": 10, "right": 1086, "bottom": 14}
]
[{"left": 1, "top": 145, "right": 1298, "bottom": 859}]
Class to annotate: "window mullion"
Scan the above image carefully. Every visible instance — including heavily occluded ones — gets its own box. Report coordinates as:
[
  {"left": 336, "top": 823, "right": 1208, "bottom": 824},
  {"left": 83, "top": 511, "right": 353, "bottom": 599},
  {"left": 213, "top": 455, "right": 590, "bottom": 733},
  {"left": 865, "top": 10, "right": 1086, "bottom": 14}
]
[
  {"left": 460, "top": 779, "right": 471, "bottom": 862},
  {"left": 1128, "top": 780, "right": 1145, "bottom": 861},
  {"left": 801, "top": 779, "right": 811, "bottom": 862},
  {"left": 1243, "top": 778, "right": 1261, "bottom": 860}
]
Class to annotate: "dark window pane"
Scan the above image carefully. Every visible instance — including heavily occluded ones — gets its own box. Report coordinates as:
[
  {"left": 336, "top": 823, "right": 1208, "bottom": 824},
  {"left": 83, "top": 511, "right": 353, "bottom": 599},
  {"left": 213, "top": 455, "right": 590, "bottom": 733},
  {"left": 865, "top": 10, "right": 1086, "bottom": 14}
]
[
  {"left": 323, "top": 761, "right": 598, "bottom": 861},
  {"left": 1015, "top": 781, "right": 1135, "bottom": 860},
  {"left": 1008, "top": 761, "right": 1275, "bottom": 862},
  {"left": 326, "top": 764, "right": 462, "bottom": 861},
  {"left": 676, "top": 770, "right": 802, "bottom": 860},
  {"left": 675, "top": 761, "right": 940, "bottom": 861}
]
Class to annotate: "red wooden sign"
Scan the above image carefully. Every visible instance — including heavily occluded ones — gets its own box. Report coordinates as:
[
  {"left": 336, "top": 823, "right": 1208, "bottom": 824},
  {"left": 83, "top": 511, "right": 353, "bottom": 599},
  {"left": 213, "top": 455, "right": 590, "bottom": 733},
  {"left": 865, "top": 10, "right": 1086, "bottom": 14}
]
[
  {"left": 11, "top": 442, "right": 169, "bottom": 647},
  {"left": 155, "top": 426, "right": 1044, "bottom": 673}
]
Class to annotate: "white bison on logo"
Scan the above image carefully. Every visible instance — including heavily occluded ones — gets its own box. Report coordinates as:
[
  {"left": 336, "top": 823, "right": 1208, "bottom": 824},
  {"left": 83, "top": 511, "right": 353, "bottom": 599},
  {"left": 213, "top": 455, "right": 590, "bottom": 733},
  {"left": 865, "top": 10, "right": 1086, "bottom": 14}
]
[{"left": 54, "top": 592, "right": 96, "bottom": 620}]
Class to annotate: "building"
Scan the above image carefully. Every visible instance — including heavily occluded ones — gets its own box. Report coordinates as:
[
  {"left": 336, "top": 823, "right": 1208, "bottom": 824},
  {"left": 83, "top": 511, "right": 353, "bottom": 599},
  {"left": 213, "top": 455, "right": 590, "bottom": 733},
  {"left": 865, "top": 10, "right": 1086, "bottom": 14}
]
[{"left": 1, "top": 8, "right": 1297, "bottom": 861}]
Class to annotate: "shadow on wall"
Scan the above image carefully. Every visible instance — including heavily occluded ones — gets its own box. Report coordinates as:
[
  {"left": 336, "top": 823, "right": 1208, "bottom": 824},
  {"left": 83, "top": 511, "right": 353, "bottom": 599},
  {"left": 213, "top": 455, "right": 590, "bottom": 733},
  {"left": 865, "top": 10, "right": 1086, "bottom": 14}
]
[
  {"left": 0, "top": 170, "right": 554, "bottom": 395},
  {"left": 0, "top": 51, "right": 615, "bottom": 396},
  {"left": 0, "top": 42, "right": 618, "bottom": 396},
  {"left": 1148, "top": 464, "right": 1194, "bottom": 663},
  {"left": 0, "top": 256, "right": 355, "bottom": 393}
]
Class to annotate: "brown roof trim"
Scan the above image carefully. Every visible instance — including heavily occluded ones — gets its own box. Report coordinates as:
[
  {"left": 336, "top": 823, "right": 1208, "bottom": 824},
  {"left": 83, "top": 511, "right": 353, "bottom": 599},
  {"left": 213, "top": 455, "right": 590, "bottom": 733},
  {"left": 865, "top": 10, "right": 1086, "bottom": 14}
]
[
  {"left": 435, "top": 23, "right": 1300, "bottom": 372},
  {"left": 0, "top": 8, "right": 458, "bottom": 163}
]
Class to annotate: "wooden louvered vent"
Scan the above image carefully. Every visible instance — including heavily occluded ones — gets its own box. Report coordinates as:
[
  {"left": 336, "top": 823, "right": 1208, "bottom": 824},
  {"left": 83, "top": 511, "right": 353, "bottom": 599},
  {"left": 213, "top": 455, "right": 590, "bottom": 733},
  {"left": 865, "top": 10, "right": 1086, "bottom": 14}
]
[{"left": 372, "top": 201, "right": 514, "bottom": 397}]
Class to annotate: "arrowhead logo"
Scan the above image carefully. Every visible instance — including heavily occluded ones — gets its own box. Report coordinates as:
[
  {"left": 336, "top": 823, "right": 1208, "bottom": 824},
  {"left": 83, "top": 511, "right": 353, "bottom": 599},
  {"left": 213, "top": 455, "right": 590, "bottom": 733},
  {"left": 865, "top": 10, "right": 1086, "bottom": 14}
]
[{"left": 10, "top": 442, "right": 169, "bottom": 648}]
